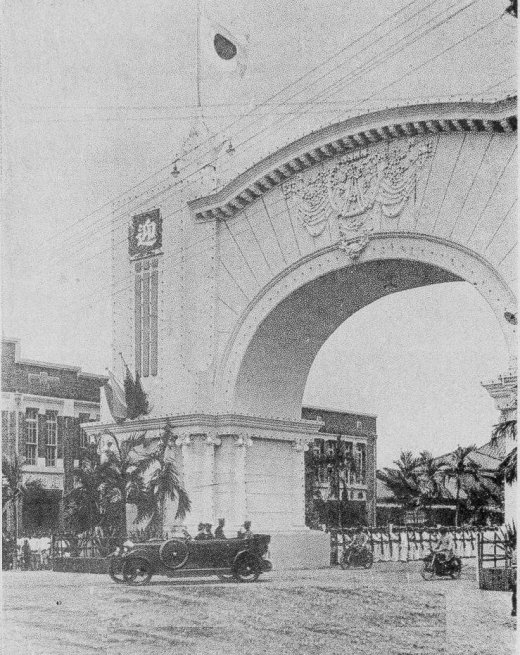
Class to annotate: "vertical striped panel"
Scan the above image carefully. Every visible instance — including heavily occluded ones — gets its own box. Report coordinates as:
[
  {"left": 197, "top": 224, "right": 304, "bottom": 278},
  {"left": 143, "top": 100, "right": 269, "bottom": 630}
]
[
  {"left": 134, "top": 262, "right": 142, "bottom": 377},
  {"left": 150, "top": 259, "right": 159, "bottom": 376},
  {"left": 142, "top": 260, "right": 151, "bottom": 377}
]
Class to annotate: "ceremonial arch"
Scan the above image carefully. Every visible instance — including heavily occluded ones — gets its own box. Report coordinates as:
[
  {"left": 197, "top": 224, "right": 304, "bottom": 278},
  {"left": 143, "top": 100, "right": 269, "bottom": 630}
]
[{"left": 92, "top": 98, "right": 517, "bottom": 541}]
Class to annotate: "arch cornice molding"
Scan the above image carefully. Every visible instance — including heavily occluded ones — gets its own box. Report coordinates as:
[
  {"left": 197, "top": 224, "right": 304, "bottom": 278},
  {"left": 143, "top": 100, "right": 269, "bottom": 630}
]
[
  {"left": 216, "top": 232, "right": 517, "bottom": 411},
  {"left": 189, "top": 98, "right": 516, "bottom": 222}
]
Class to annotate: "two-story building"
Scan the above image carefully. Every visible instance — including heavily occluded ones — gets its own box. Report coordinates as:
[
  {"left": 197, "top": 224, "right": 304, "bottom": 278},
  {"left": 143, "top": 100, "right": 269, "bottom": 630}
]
[
  {"left": 302, "top": 405, "right": 377, "bottom": 527},
  {"left": 1, "top": 338, "right": 106, "bottom": 535}
]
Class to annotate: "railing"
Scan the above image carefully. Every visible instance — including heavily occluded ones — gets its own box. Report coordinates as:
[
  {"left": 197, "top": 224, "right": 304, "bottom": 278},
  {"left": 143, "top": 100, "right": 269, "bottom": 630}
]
[
  {"left": 477, "top": 531, "right": 516, "bottom": 591},
  {"left": 329, "top": 526, "right": 498, "bottom": 565}
]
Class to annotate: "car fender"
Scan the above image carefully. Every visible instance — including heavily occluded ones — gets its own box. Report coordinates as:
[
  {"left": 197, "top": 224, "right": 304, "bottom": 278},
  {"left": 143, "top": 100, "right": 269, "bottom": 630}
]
[
  {"left": 122, "top": 550, "right": 153, "bottom": 565},
  {"left": 232, "top": 549, "right": 260, "bottom": 566}
]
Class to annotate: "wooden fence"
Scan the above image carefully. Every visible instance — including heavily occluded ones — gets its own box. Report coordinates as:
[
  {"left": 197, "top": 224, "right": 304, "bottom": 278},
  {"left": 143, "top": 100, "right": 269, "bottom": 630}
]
[
  {"left": 330, "top": 526, "right": 498, "bottom": 565},
  {"left": 477, "top": 531, "right": 516, "bottom": 591}
]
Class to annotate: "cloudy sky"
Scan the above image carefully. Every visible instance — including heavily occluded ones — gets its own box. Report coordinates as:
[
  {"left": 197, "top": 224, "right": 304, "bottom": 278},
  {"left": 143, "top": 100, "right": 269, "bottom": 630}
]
[{"left": 2, "top": 0, "right": 516, "bottom": 466}]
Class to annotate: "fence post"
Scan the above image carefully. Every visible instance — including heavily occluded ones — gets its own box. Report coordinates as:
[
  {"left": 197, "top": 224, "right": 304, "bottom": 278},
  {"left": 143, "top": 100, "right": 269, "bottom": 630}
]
[{"left": 330, "top": 529, "right": 338, "bottom": 566}]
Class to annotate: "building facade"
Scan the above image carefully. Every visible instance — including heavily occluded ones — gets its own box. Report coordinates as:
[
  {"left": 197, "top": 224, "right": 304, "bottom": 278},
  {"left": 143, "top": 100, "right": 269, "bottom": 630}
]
[
  {"left": 302, "top": 406, "right": 377, "bottom": 528},
  {"left": 1, "top": 338, "right": 106, "bottom": 535}
]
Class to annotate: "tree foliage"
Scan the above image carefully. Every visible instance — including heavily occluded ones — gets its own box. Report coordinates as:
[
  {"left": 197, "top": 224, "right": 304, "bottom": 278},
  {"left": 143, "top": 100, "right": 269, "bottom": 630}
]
[{"left": 64, "top": 425, "right": 190, "bottom": 539}]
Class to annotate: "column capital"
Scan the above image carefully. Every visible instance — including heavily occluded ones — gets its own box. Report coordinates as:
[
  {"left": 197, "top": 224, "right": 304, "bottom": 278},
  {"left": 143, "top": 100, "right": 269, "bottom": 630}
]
[
  {"left": 234, "top": 435, "right": 253, "bottom": 448},
  {"left": 175, "top": 434, "right": 192, "bottom": 447},
  {"left": 293, "top": 438, "right": 309, "bottom": 452},
  {"left": 205, "top": 434, "right": 222, "bottom": 447}
]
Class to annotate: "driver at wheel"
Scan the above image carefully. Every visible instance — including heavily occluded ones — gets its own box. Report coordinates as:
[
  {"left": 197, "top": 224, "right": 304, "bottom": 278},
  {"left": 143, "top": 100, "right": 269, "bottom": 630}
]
[{"left": 433, "top": 527, "right": 455, "bottom": 563}]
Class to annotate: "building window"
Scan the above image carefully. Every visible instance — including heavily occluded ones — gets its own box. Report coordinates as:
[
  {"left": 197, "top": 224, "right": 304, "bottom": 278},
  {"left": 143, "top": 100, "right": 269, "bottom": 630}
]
[
  {"left": 25, "top": 408, "right": 38, "bottom": 465},
  {"left": 135, "top": 258, "right": 158, "bottom": 377},
  {"left": 45, "top": 411, "right": 58, "bottom": 467},
  {"left": 79, "top": 413, "right": 91, "bottom": 452},
  {"left": 355, "top": 443, "right": 367, "bottom": 484}
]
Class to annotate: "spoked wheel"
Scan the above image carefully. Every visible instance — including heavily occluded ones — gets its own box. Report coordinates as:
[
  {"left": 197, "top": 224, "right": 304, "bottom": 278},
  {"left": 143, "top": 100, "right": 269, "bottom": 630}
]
[
  {"left": 232, "top": 554, "right": 261, "bottom": 582},
  {"left": 108, "top": 556, "right": 125, "bottom": 584},
  {"left": 340, "top": 551, "right": 352, "bottom": 570},
  {"left": 122, "top": 557, "right": 153, "bottom": 586},
  {"left": 421, "top": 563, "right": 436, "bottom": 581},
  {"left": 363, "top": 551, "right": 374, "bottom": 569},
  {"left": 450, "top": 559, "right": 462, "bottom": 580},
  {"left": 159, "top": 539, "right": 189, "bottom": 570}
]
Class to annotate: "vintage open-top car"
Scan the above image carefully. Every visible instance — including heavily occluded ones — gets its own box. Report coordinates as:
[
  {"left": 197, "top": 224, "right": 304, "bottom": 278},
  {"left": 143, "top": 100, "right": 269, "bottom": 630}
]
[{"left": 109, "top": 534, "right": 272, "bottom": 585}]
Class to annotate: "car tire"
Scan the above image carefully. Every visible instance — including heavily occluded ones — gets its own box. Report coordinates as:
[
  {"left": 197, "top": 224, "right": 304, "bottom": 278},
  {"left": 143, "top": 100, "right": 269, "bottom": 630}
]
[
  {"left": 108, "top": 557, "right": 125, "bottom": 584},
  {"left": 122, "top": 557, "right": 153, "bottom": 586},
  {"left": 340, "top": 551, "right": 352, "bottom": 570},
  {"left": 363, "top": 551, "right": 374, "bottom": 569},
  {"left": 421, "top": 564, "right": 435, "bottom": 581},
  {"left": 450, "top": 559, "right": 462, "bottom": 580},
  {"left": 232, "top": 554, "right": 261, "bottom": 582}
]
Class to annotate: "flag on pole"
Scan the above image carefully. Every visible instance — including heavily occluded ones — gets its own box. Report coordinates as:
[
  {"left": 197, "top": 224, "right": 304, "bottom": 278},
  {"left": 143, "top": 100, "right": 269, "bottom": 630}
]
[
  {"left": 104, "top": 370, "right": 127, "bottom": 423},
  {"left": 200, "top": 7, "right": 248, "bottom": 77}
]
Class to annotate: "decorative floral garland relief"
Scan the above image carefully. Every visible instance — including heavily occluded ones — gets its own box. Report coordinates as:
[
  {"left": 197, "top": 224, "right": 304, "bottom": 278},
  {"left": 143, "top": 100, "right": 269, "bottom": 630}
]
[{"left": 282, "top": 137, "right": 434, "bottom": 261}]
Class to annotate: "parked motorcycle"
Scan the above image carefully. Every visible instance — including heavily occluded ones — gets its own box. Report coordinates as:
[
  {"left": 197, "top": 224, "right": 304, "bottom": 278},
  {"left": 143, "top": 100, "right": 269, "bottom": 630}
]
[
  {"left": 340, "top": 546, "right": 374, "bottom": 569},
  {"left": 421, "top": 551, "right": 462, "bottom": 580}
]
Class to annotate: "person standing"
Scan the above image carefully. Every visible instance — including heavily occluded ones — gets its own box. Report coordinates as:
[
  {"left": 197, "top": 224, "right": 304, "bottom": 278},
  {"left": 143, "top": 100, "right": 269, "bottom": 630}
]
[
  {"left": 215, "top": 519, "right": 226, "bottom": 539},
  {"left": 22, "top": 539, "right": 31, "bottom": 571}
]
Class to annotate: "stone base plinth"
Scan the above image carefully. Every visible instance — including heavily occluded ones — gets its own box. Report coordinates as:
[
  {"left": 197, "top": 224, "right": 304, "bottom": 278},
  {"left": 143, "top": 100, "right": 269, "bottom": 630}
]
[{"left": 268, "top": 530, "right": 330, "bottom": 570}]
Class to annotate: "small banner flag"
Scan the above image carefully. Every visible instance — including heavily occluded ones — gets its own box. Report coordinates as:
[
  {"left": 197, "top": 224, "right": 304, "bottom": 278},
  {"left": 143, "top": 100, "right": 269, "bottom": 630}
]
[
  {"left": 201, "top": 8, "right": 248, "bottom": 77},
  {"left": 104, "top": 370, "right": 127, "bottom": 423}
]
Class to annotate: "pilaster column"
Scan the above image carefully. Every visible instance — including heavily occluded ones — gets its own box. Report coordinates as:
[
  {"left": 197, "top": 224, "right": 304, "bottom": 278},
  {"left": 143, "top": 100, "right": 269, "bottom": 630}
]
[
  {"left": 202, "top": 434, "right": 221, "bottom": 523},
  {"left": 292, "top": 439, "right": 309, "bottom": 529},
  {"left": 233, "top": 435, "right": 252, "bottom": 528},
  {"left": 175, "top": 433, "right": 194, "bottom": 526}
]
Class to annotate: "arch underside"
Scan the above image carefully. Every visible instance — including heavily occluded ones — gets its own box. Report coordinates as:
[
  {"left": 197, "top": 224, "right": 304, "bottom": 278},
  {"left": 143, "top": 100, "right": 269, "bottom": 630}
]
[{"left": 233, "top": 258, "right": 461, "bottom": 418}]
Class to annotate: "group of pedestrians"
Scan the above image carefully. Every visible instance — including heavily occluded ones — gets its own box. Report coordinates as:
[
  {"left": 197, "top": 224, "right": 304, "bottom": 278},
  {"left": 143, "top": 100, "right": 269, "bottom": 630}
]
[{"left": 193, "top": 519, "right": 253, "bottom": 540}]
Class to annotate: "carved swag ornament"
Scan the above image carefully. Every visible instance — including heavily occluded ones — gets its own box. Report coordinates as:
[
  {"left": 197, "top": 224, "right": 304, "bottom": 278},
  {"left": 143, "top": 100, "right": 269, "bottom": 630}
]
[{"left": 282, "top": 137, "right": 433, "bottom": 260}]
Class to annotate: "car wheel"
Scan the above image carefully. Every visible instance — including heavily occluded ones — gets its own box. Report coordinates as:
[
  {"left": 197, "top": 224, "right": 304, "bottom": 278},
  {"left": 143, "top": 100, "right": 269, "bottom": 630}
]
[
  {"left": 108, "top": 557, "right": 125, "bottom": 584},
  {"left": 340, "top": 551, "right": 352, "bottom": 570},
  {"left": 363, "top": 551, "right": 374, "bottom": 569},
  {"left": 122, "top": 557, "right": 153, "bottom": 586},
  {"left": 421, "top": 563, "right": 435, "bottom": 581},
  {"left": 450, "top": 559, "right": 462, "bottom": 580},
  {"left": 232, "top": 554, "right": 261, "bottom": 582},
  {"left": 159, "top": 539, "right": 189, "bottom": 570}
]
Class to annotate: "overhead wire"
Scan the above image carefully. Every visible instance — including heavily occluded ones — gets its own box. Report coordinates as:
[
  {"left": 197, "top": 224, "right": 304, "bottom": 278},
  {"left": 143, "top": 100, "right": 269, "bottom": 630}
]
[
  {"left": 44, "top": 0, "right": 479, "bottom": 269},
  {"left": 34, "top": 0, "right": 444, "bottom": 257},
  {"left": 29, "top": 7, "right": 510, "bottom": 320}
]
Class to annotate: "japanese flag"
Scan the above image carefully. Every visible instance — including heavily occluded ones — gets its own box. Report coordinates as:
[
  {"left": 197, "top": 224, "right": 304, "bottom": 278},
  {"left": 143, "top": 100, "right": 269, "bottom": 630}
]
[{"left": 201, "top": 9, "right": 248, "bottom": 78}]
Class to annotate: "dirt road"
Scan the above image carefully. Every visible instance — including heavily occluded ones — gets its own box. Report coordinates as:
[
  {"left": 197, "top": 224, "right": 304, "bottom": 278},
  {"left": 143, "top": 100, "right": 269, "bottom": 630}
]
[{"left": 2, "top": 563, "right": 515, "bottom": 655}]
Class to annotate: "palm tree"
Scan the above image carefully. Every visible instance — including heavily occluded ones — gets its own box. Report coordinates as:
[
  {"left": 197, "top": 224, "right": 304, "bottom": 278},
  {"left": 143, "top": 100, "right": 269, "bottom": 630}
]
[
  {"left": 2, "top": 455, "right": 43, "bottom": 539},
  {"left": 65, "top": 426, "right": 191, "bottom": 540},
  {"left": 134, "top": 421, "right": 191, "bottom": 536},
  {"left": 492, "top": 419, "right": 517, "bottom": 485},
  {"left": 417, "top": 451, "right": 446, "bottom": 522},
  {"left": 377, "top": 450, "right": 423, "bottom": 513},
  {"left": 442, "top": 445, "right": 482, "bottom": 527},
  {"left": 311, "top": 435, "right": 358, "bottom": 529}
]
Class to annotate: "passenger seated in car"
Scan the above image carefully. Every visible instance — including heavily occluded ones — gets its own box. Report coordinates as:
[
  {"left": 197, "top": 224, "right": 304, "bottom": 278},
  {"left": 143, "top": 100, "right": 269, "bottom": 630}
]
[
  {"left": 215, "top": 518, "right": 226, "bottom": 539},
  {"left": 238, "top": 521, "right": 253, "bottom": 539},
  {"left": 194, "top": 523, "right": 207, "bottom": 540},
  {"left": 204, "top": 524, "right": 214, "bottom": 539}
]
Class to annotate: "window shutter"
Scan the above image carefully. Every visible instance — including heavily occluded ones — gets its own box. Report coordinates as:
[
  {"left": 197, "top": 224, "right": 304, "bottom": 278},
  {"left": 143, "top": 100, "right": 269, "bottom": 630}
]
[
  {"left": 74, "top": 417, "right": 81, "bottom": 460},
  {"left": 18, "top": 412, "right": 25, "bottom": 458},
  {"left": 38, "top": 413, "right": 46, "bottom": 459},
  {"left": 57, "top": 416, "right": 64, "bottom": 459},
  {"left": 2, "top": 411, "right": 8, "bottom": 457}
]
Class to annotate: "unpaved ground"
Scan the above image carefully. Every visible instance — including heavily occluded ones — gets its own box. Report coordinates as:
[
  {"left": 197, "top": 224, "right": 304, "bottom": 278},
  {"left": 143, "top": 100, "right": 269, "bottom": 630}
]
[{"left": 1, "top": 563, "right": 516, "bottom": 655}]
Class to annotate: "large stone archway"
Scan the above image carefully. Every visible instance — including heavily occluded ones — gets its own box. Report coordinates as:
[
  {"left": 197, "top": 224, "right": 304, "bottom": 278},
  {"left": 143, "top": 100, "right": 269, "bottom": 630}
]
[
  {"left": 218, "top": 233, "right": 516, "bottom": 418},
  {"left": 100, "top": 98, "right": 516, "bottom": 541}
]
